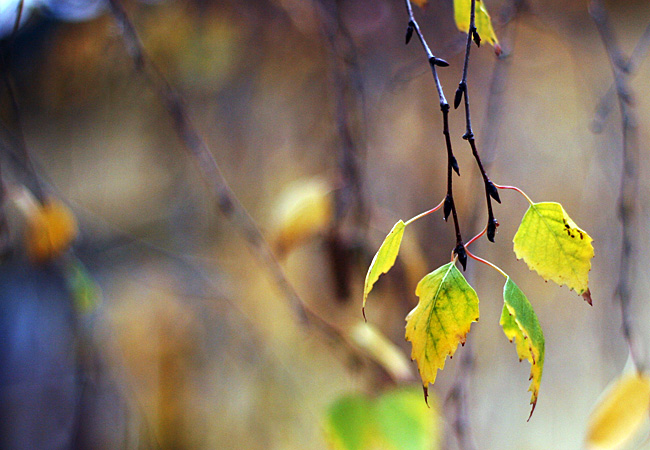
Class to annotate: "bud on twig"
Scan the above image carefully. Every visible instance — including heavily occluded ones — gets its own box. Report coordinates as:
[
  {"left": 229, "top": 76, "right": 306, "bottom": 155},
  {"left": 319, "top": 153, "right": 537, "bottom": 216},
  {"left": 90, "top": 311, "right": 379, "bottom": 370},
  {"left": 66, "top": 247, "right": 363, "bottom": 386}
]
[
  {"left": 451, "top": 156, "right": 460, "bottom": 176},
  {"left": 486, "top": 180, "right": 501, "bottom": 203},
  {"left": 455, "top": 243, "right": 467, "bottom": 271},
  {"left": 487, "top": 217, "right": 499, "bottom": 242},
  {"left": 405, "top": 23, "right": 414, "bottom": 45},
  {"left": 444, "top": 195, "right": 453, "bottom": 222}
]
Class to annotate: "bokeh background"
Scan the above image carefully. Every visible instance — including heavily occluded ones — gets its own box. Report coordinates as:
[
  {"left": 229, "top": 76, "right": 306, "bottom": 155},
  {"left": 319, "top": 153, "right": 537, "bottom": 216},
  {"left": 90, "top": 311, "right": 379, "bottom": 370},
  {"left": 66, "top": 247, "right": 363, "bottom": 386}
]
[{"left": 1, "top": 0, "right": 650, "bottom": 449}]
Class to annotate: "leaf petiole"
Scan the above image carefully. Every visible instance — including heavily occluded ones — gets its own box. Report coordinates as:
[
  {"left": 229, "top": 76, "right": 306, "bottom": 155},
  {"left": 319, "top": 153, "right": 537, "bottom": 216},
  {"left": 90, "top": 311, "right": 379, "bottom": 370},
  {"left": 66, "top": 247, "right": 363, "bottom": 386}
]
[
  {"left": 465, "top": 225, "right": 487, "bottom": 248},
  {"left": 465, "top": 247, "right": 508, "bottom": 279},
  {"left": 405, "top": 197, "right": 446, "bottom": 226},
  {"left": 494, "top": 183, "right": 534, "bottom": 206}
]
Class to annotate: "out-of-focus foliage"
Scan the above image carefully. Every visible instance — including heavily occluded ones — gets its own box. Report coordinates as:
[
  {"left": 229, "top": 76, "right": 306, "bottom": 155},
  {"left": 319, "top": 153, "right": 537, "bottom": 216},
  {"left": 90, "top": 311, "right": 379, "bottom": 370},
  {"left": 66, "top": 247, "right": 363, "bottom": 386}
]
[
  {"left": 585, "top": 373, "right": 650, "bottom": 450},
  {"left": 324, "top": 387, "right": 440, "bottom": 450},
  {"left": 23, "top": 197, "right": 78, "bottom": 263},
  {"left": 349, "top": 322, "right": 414, "bottom": 383},
  {"left": 271, "top": 177, "right": 334, "bottom": 256}
]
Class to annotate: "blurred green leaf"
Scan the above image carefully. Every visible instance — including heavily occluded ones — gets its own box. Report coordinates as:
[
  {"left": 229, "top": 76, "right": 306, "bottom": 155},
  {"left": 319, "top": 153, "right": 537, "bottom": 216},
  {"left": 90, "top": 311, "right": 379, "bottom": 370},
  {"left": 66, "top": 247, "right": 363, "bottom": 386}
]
[{"left": 324, "top": 387, "right": 440, "bottom": 450}]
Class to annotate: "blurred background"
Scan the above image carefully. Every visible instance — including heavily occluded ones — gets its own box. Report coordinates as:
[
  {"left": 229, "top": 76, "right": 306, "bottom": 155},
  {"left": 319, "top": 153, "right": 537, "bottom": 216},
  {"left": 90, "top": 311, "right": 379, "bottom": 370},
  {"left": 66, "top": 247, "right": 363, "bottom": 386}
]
[{"left": 1, "top": 0, "right": 649, "bottom": 449}]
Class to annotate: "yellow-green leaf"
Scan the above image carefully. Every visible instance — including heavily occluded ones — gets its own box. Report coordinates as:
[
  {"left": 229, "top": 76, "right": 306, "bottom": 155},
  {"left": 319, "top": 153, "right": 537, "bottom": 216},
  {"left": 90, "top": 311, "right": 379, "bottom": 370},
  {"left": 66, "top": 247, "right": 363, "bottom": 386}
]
[
  {"left": 453, "top": 0, "right": 499, "bottom": 49},
  {"left": 405, "top": 262, "right": 479, "bottom": 397},
  {"left": 500, "top": 277, "right": 545, "bottom": 419},
  {"left": 585, "top": 373, "right": 650, "bottom": 450},
  {"left": 363, "top": 220, "right": 406, "bottom": 314},
  {"left": 324, "top": 387, "right": 440, "bottom": 450},
  {"left": 513, "top": 202, "right": 594, "bottom": 301}
]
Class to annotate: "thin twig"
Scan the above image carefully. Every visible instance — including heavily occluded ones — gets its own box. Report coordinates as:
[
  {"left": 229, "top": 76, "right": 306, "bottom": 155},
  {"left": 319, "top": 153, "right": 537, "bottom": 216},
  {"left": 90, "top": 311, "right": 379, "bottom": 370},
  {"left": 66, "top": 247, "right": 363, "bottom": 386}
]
[
  {"left": 404, "top": 0, "right": 466, "bottom": 269},
  {"left": 590, "top": 0, "right": 646, "bottom": 372},
  {"left": 446, "top": 1, "right": 523, "bottom": 445},
  {"left": 454, "top": 0, "right": 501, "bottom": 244}
]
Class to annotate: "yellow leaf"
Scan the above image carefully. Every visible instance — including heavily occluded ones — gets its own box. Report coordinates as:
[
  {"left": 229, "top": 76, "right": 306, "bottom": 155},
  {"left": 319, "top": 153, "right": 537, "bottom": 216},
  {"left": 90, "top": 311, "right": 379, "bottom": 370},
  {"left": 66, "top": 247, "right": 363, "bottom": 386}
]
[
  {"left": 25, "top": 198, "right": 78, "bottom": 263},
  {"left": 586, "top": 373, "right": 650, "bottom": 450},
  {"left": 271, "top": 177, "right": 333, "bottom": 256},
  {"left": 513, "top": 202, "right": 594, "bottom": 300},
  {"left": 453, "top": 0, "right": 500, "bottom": 49},
  {"left": 362, "top": 220, "right": 406, "bottom": 315},
  {"left": 349, "top": 322, "right": 414, "bottom": 383},
  {"left": 500, "top": 277, "right": 545, "bottom": 419},
  {"left": 405, "top": 262, "right": 479, "bottom": 396}
]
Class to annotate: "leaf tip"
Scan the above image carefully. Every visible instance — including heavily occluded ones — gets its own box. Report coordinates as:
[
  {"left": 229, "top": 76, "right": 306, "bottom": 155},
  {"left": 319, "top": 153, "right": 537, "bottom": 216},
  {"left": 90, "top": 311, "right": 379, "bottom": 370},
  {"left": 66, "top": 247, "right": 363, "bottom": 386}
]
[
  {"left": 527, "top": 400, "right": 537, "bottom": 422},
  {"left": 423, "top": 385, "right": 429, "bottom": 406},
  {"left": 362, "top": 306, "right": 367, "bottom": 322},
  {"left": 582, "top": 289, "right": 593, "bottom": 306}
]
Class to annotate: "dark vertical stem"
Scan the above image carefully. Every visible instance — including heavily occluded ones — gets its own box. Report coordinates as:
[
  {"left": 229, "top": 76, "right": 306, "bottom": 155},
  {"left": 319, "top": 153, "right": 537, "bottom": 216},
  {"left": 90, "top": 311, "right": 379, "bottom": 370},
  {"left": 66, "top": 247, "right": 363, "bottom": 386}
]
[
  {"left": 404, "top": 0, "right": 466, "bottom": 268},
  {"left": 590, "top": 0, "right": 646, "bottom": 372},
  {"left": 455, "top": 0, "right": 500, "bottom": 243}
]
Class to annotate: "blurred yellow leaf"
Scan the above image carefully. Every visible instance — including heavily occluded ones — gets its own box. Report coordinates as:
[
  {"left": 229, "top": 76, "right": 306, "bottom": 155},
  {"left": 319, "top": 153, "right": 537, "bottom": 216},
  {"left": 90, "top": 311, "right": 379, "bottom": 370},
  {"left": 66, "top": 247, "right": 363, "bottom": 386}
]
[
  {"left": 25, "top": 198, "right": 78, "bottom": 263},
  {"left": 585, "top": 373, "right": 650, "bottom": 450},
  {"left": 272, "top": 177, "right": 334, "bottom": 256},
  {"left": 349, "top": 321, "right": 414, "bottom": 383},
  {"left": 412, "top": 0, "right": 429, "bottom": 7}
]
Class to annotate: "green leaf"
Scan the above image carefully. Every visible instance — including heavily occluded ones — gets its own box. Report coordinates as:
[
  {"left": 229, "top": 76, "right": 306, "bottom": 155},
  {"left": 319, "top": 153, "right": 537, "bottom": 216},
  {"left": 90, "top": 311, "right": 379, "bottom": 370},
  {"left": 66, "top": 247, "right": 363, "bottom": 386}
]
[
  {"left": 325, "top": 395, "right": 373, "bottom": 450},
  {"left": 363, "top": 220, "right": 406, "bottom": 314},
  {"left": 513, "top": 202, "right": 594, "bottom": 303},
  {"left": 500, "top": 277, "right": 545, "bottom": 419},
  {"left": 324, "top": 387, "right": 440, "bottom": 450},
  {"left": 405, "top": 262, "right": 479, "bottom": 397},
  {"left": 65, "top": 256, "right": 102, "bottom": 314},
  {"left": 453, "top": 0, "right": 499, "bottom": 48}
]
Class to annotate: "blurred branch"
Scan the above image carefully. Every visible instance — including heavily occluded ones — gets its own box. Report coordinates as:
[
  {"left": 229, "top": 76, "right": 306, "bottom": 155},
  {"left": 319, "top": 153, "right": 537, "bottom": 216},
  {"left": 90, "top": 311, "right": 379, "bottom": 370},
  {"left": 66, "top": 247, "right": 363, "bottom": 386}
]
[
  {"left": 592, "top": 21, "right": 650, "bottom": 133},
  {"left": 316, "top": 0, "right": 369, "bottom": 301},
  {"left": 0, "top": 0, "right": 45, "bottom": 204},
  {"left": 106, "top": 0, "right": 408, "bottom": 384},
  {"left": 404, "top": 0, "right": 466, "bottom": 269},
  {"left": 107, "top": 0, "right": 311, "bottom": 323},
  {"left": 446, "top": 341, "right": 477, "bottom": 450},
  {"left": 590, "top": 0, "right": 646, "bottom": 372}
]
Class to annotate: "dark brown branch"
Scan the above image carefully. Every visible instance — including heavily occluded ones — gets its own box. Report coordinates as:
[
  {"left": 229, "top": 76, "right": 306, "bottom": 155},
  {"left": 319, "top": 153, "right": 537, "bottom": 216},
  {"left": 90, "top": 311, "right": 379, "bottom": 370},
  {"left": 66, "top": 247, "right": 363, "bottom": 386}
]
[
  {"left": 455, "top": 0, "right": 500, "bottom": 244},
  {"left": 590, "top": 0, "right": 646, "bottom": 372},
  {"left": 404, "top": 0, "right": 466, "bottom": 268}
]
